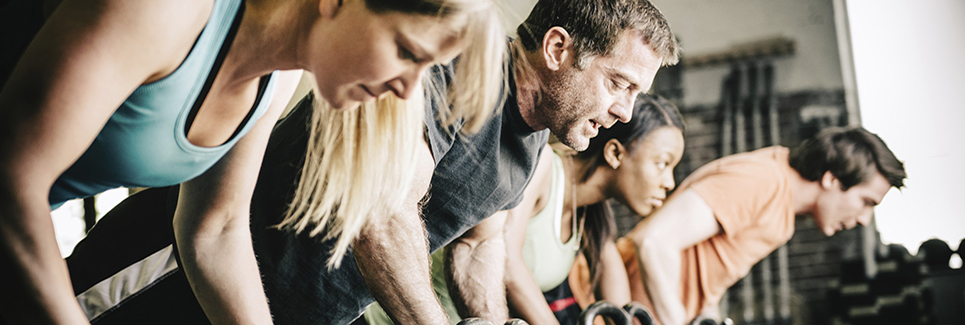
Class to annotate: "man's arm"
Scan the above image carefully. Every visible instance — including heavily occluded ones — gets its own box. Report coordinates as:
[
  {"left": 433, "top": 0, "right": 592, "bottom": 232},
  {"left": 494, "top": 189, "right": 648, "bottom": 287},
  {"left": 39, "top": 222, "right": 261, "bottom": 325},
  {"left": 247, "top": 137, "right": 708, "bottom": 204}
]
[
  {"left": 445, "top": 211, "right": 510, "bottom": 324},
  {"left": 697, "top": 300, "right": 721, "bottom": 322},
  {"left": 354, "top": 140, "right": 449, "bottom": 324},
  {"left": 628, "top": 189, "right": 721, "bottom": 325}
]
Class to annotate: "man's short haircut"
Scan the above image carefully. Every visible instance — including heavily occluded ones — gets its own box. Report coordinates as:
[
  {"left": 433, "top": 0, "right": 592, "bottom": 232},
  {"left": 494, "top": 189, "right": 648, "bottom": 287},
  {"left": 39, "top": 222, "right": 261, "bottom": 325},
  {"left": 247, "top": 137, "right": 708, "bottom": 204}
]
[
  {"left": 789, "top": 127, "right": 906, "bottom": 190},
  {"left": 516, "top": 0, "right": 680, "bottom": 69}
]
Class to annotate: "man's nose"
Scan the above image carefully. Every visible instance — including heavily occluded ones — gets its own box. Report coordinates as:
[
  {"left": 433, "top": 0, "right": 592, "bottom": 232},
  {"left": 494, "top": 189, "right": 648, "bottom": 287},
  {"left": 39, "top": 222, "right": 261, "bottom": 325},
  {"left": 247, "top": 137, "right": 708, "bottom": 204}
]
[{"left": 611, "top": 94, "right": 635, "bottom": 123}]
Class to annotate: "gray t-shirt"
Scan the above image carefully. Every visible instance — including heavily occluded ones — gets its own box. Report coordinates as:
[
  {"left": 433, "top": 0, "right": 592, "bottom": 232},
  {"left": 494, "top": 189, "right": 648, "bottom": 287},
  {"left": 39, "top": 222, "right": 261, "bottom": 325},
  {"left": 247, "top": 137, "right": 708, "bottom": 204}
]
[{"left": 421, "top": 62, "right": 550, "bottom": 251}]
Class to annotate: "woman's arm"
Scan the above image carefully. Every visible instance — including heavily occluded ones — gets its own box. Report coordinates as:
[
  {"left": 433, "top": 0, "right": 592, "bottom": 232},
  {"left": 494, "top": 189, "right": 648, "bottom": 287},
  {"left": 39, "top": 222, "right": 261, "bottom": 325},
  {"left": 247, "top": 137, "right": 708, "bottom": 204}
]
[
  {"left": 502, "top": 147, "right": 559, "bottom": 325},
  {"left": 629, "top": 190, "right": 721, "bottom": 325},
  {"left": 596, "top": 240, "right": 631, "bottom": 306},
  {"left": 173, "top": 70, "right": 300, "bottom": 324},
  {"left": 0, "top": 0, "right": 212, "bottom": 323},
  {"left": 503, "top": 207, "right": 559, "bottom": 325}
]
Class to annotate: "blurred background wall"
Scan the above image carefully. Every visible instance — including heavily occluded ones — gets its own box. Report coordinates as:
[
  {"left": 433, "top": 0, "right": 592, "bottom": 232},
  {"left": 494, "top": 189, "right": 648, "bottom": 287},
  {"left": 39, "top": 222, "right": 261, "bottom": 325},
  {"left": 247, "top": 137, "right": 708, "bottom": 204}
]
[{"left": 847, "top": 0, "right": 965, "bottom": 257}]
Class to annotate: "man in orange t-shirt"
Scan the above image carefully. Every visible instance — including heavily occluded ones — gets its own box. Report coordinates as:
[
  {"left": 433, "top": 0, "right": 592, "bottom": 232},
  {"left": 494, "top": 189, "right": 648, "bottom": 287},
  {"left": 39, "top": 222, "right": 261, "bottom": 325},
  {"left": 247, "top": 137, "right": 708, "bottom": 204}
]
[{"left": 571, "top": 127, "right": 906, "bottom": 325}]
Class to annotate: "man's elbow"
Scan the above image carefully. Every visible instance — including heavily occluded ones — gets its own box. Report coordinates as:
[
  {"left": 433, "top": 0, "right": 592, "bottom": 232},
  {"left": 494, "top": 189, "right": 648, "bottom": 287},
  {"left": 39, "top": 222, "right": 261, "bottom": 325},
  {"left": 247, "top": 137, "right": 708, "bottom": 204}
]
[
  {"left": 457, "top": 211, "right": 508, "bottom": 248},
  {"left": 357, "top": 213, "right": 417, "bottom": 252},
  {"left": 359, "top": 194, "right": 426, "bottom": 240},
  {"left": 633, "top": 232, "right": 677, "bottom": 264}
]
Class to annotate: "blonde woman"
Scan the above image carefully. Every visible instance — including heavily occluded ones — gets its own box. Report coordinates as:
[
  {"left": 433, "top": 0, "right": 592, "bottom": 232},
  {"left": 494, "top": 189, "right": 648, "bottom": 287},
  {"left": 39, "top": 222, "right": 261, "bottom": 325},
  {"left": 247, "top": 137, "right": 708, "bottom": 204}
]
[{"left": 0, "top": 0, "right": 505, "bottom": 324}]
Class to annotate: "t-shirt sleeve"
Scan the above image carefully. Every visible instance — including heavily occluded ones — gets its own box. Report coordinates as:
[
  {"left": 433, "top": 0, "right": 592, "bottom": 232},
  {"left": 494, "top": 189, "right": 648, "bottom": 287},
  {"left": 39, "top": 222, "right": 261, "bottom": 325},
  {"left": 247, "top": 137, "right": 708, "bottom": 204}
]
[
  {"left": 500, "top": 139, "right": 549, "bottom": 211},
  {"left": 687, "top": 159, "right": 784, "bottom": 237},
  {"left": 501, "top": 187, "right": 526, "bottom": 211},
  {"left": 423, "top": 63, "right": 461, "bottom": 165}
]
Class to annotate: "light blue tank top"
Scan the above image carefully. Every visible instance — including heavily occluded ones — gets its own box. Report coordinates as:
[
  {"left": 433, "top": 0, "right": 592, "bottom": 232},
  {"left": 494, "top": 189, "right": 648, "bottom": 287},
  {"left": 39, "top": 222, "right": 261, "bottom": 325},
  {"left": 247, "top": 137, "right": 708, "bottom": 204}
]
[{"left": 49, "top": 0, "right": 278, "bottom": 206}]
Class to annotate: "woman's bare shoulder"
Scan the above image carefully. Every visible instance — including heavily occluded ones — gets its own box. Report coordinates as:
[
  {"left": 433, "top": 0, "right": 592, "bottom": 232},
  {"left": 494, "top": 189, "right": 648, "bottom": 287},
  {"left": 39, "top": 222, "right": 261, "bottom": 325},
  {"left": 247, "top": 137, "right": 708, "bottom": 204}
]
[{"left": 47, "top": 0, "right": 217, "bottom": 82}]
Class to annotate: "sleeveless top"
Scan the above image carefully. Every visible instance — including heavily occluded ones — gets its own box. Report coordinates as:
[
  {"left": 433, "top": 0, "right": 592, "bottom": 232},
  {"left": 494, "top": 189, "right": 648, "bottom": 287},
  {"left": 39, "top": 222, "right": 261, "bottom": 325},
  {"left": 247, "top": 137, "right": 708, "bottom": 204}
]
[
  {"left": 48, "top": 0, "right": 279, "bottom": 206},
  {"left": 521, "top": 152, "right": 581, "bottom": 292}
]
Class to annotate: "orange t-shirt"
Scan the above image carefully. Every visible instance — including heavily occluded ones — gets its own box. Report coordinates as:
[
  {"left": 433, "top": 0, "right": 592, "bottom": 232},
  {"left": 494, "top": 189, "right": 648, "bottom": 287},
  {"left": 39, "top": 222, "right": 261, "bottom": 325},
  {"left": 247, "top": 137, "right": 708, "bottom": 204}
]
[{"left": 570, "top": 146, "right": 796, "bottom": 323}]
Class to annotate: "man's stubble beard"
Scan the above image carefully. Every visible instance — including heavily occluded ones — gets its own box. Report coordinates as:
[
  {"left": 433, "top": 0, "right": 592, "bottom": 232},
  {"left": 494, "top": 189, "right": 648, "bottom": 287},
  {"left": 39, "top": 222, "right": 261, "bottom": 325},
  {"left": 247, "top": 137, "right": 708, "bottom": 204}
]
[{"left": 538, "top": 69, "right": 592, "bottom": 151}]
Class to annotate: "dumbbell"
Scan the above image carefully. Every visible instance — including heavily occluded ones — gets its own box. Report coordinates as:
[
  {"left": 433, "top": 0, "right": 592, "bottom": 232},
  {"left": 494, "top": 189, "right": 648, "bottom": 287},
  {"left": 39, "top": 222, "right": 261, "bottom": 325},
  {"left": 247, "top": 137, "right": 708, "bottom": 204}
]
[
  {"left": 455, "top": 318, "right": 530, "bottom": 325},
  {"left": 622, "top": 302, "right": 655, "bottom": 325},
  {"left": 690, "top": 316, "right": 716, "bottom": 325},
  {"left": 456, "top": 318, "right": 493, "bottom": 325},
  {"left": 689, "top": 316, "right": 734, "bottom": 325},
  {"left": 579, "top": 301, "right": 632, "bottom": 325}
]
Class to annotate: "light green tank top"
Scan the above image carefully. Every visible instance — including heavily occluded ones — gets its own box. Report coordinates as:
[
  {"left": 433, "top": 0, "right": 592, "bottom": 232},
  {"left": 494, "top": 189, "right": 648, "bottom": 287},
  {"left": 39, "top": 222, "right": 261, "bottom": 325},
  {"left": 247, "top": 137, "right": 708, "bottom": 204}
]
[{"left": 521, "top": 152, "right": 581, "bottom": 292}]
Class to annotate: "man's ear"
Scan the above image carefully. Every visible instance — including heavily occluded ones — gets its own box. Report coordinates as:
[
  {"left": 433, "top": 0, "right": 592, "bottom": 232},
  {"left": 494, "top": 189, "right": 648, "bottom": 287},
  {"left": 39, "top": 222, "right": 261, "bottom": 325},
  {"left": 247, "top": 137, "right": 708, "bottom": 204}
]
[
  {"left": 603, "top": 139, "right": 627, "bottom": 169},
  {"left": 319, "top": 0, "right": 343, "bottom": 19},
  {"left": 540, "top": 27, "right": 574, "bottom": 72},
  {"left": 820, "top": 171, "right": 840, "bottom": 190}
]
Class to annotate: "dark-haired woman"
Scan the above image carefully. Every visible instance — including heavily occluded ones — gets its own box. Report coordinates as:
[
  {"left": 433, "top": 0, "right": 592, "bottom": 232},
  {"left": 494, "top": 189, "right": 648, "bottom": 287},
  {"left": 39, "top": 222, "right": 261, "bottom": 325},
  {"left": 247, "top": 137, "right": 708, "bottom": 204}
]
[{"left": 501, "top": 94, "right": 685, "bottom": 325}]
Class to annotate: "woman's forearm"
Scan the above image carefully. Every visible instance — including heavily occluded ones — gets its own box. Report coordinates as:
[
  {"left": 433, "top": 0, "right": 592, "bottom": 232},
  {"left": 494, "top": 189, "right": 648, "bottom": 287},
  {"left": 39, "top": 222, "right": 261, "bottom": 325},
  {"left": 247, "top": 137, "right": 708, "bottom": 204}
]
[
  {"left": 173, "top": 207, "right": 273, "bottom": 325},
  {"left": 0, "top": 189, "right": 91, "bottom": 324},
  {"left": 504, "top": 259, "right": 559, "bottom": 325}
]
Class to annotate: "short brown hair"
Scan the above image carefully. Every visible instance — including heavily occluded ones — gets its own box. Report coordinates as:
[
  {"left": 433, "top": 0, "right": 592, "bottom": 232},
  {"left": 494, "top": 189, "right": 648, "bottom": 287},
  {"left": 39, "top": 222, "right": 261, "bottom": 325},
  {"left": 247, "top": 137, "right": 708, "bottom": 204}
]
[
  {"left": 789, "top": 127, "right": 906, "bottom": 190},
  {"left": 516, "top": 0, "right": 680, "bottom": 68}
]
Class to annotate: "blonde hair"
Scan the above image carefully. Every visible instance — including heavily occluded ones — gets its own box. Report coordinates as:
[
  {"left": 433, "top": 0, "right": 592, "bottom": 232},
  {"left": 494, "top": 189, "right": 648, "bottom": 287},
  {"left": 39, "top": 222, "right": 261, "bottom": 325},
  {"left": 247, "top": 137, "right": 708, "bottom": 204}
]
[
  {"left": 278, "top": 0, "right": 507, "bottom": 267},
  {"left": 366, "top": 0, "right": 508, "bottom": 133},
  {"left": 278, "top": 87, "right": 424, "bottom": 268},
  {"left": 433, "top": 0, "right": 507, "bottom": 133}
]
